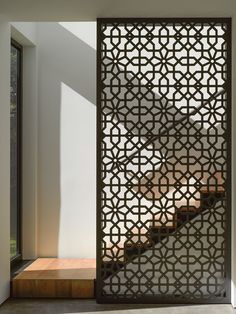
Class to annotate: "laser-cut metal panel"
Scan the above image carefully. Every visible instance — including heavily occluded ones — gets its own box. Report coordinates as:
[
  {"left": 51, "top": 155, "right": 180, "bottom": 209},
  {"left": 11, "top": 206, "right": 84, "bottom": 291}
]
[{"left": 97, "top": 18, "right": 231, "bottom": 304}]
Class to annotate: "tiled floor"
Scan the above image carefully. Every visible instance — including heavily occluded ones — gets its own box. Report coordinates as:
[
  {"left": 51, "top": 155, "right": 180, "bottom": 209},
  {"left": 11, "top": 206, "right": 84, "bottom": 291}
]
[{"left": 0, "top": 299, "right": 235, "bottom": 314}]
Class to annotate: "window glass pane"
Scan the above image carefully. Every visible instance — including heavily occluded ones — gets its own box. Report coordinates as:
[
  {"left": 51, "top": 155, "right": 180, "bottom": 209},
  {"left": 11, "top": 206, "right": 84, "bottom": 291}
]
[{"left": 10, "top": 44, "right": 20, "bottom": 259}]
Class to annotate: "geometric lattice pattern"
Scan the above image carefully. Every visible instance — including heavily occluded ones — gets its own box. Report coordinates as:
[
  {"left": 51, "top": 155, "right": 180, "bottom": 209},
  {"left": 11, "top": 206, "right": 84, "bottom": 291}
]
[{"left": 97, "top": 18, "right": 231, "bottom": 303}]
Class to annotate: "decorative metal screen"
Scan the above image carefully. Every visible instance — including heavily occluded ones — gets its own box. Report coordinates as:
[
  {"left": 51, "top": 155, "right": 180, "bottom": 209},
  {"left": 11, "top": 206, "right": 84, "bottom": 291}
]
[{"left": 97, "top": 18, "right": 231, "bottom": 304}]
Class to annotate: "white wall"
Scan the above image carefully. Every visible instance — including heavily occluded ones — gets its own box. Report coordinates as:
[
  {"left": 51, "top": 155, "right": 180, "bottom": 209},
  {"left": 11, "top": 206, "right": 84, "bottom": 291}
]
[
  {"left": 11, "top": 22, "right": 37, "bottom": 46},
  {"left": 37, "top": 22, "right": 96, "bottom": 258},
  {"left": 0, "top": 18, "right": 10, "bottom": 305},
  {"left": 9, "top": 21, "right": 97, "bottom": 260},
  {"left": 22, "top": 45, "right": 38, "bottom": 259}
]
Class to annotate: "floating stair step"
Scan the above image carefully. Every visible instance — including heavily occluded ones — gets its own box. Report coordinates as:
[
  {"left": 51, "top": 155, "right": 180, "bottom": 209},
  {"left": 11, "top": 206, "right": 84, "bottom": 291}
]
[
  {"left": 176, "top": 206, "right": 200, "bottom": 223},
  {"left": 124, "top": 242, "right": 152, "bottom": 261},
  {"left": 200, "top": 187, "right": 225, "bottom": 193},
  {"left": 200, "top": 189, "right": 225, "bottom": 209},
  {"left": 101, "top": 260, "right": 125, "bottom": 279},
  {"left": 178, "top": 206, "right": 199, "bottom": 213},
  {"left": 12, "top": 258, "right": 96, "bottom": 299},
  {"left": 149, "top": 226, "right": 176, "bottom": 244}
]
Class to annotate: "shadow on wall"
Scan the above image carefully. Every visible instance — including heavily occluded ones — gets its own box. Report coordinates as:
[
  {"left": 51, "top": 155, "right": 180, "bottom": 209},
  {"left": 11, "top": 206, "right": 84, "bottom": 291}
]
[{"left": 37, "top": 22, "right": 96, "bottom": 258}]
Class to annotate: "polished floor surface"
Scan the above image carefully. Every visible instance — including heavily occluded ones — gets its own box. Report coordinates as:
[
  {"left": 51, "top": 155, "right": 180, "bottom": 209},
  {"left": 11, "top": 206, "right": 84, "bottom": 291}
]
[{"left": 0, "top": 299, "right": 236, "bottom": 314}]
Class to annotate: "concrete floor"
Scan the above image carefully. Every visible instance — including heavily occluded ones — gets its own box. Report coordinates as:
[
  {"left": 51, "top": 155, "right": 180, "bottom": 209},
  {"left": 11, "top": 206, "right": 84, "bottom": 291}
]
[{"left": 0, "top": 299, "right": 236, "bottom": 314}]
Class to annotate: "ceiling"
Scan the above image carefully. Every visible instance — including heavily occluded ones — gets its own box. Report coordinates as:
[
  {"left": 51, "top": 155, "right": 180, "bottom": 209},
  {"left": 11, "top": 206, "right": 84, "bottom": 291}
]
[{"left": 0, "top": 0, "right": 235, "bottom": 21}]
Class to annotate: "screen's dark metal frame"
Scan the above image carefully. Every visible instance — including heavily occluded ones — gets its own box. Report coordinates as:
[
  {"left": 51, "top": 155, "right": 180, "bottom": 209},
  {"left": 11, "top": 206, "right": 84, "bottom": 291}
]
[{"left": 96, "top": 17, "right": 231, "bottom": 304}]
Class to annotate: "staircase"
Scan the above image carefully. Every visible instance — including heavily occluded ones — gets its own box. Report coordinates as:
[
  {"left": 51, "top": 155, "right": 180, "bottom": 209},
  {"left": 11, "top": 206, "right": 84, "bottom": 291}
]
[{"left": 101, "top": 177, "right": 225, "bottom": 279}]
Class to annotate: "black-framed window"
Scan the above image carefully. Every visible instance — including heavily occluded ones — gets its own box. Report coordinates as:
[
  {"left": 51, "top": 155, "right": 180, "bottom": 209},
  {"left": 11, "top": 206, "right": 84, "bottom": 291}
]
[{"left": 10, "top": 40, "right": 22, "bottom": 263}]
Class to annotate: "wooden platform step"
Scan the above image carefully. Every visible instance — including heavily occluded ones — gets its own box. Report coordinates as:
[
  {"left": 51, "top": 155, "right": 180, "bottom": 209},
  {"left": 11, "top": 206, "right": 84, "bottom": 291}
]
[{"left": 12, "top": 258, "right": 96, "bottom": 299}]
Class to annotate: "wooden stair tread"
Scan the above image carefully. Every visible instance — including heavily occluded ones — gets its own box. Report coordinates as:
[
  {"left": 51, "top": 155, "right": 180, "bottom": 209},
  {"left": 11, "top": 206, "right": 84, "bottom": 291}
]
[
  {"left": 177, "top": 206, "right": 200, "bottom": 213},
  {"left": 12, "top": 258, "right": 96, "bottom": 298},
  {"left": 14, "top": 258, "right": 96, "bottom": 280},
  {"left": 200, "top": 187, "right": 225, "bottom": 193},
  {"left": 150, "top": 226, "right": 176, "bottom": 232}
]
